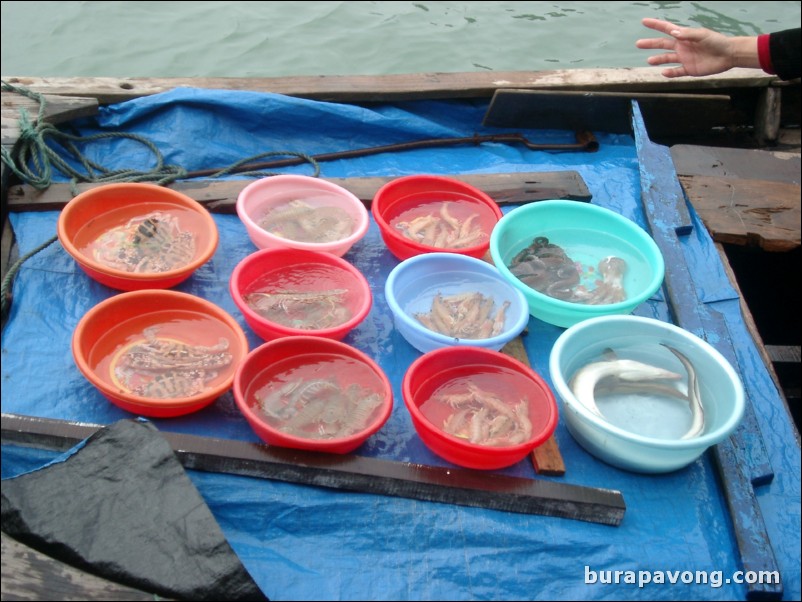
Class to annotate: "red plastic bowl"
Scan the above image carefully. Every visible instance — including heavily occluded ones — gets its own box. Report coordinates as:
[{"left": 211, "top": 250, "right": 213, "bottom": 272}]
[
  {"left": 233, "top": 336, "right": 393, "bottom": 453},
  {"left": 402, "top": 346, "right": 558, "bottom": 470},
  {"left": 230, "top": 248, "right": 373, "bottom": 341},
  {"left": 371, "top": 175, "right": 502, "bottom": 261},
  {"left": 57, "top": 183, "right": 219, "bottom": 291},
  {"left": 72, "top": 290, "right": 249, "bottom": 418}
]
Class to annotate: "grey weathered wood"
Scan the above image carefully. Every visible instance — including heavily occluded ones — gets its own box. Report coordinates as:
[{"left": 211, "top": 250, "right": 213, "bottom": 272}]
[
  {"left": 1, "top": 413, "right": 626, "bottom": 527},
  {"left": 1, "top": 532, "right": 169, "bottom": 601},
  {"left": 671, "top": 144, "right": 801, "bottom": 252},
  {"left": 0, "top": 70, "right": 780, "bottom": 104},
  {"left": 671, "top": 145, "right": 801, "bottom": 184},
  {"left": 678, "top": 175, "right": 800, "bottom": 252},
  {"left": 755, "top": 86, "right": 782, "bottom": 145},
  {"left": 1, "top": 93, "right": 98, "bottom": 146},
  {"left": 766, "top": 345, "right": 801, "bottom": 364}
]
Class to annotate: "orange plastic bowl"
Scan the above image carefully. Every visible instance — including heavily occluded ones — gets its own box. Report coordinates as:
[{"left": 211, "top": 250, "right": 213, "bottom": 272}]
[
  {"left": 402, "top": 346, "right": 558, "bottom": 470},
  {"left": 57, "top": 183, "right": 219, "bottom": 291},
  {"left": 233, "top": 336, "right": 393, "bottom": 453},
  {"left": 72, "top": 290, "right": 249, "bottom": 418},
  {"left": 230, "top": 248, "right": 373, "bottom": 341},
  {"left": 371, "top": 175, "right": 502, "bottom": 261}
]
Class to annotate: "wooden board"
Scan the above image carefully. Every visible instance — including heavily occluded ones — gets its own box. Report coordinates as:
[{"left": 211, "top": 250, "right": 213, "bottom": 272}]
[
  {"left": 670, "top": 144, "right": 801, "bottom": 252},
  {"left": 5, "top": 171, "right": 592, "bottom": 213},
  {"left": 671, "top": 144, "right": 801, "bottom": 184},
  {"left": 1, "top": 413, "right": 625, "bottom": 526},
  {"left": 0, "top": 70, "right": 779, "bottom": 105},
  {"left": 1, "top": 91, "right": 99, "bottom": 146},
  {"left": 678, "top": 175, "right": 800, "bottom": 252},
  {"left": 501, "top": 336, "right": 566, "bottom": 476}
]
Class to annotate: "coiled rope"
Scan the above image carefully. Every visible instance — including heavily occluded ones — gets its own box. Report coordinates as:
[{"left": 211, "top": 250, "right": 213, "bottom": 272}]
[{"left": 0, "top": 80, "right": 319, "bottom": 319}]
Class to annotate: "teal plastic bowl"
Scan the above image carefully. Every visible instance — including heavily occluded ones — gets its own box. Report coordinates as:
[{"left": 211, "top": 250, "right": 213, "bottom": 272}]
[
  {"left": 489, "top": 201, "right": 665, "bottom": 328},
  {"left": 549, "top": 315, "right": 745, "bottom": 473}
]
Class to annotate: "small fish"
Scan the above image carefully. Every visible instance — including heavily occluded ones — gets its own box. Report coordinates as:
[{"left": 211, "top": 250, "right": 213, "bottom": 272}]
[
  {"left": 663, "top": 345, "right": 705, "bottom": 439},
  {"left": 569, "top": 358, "right": 683, "bottom": 418}
]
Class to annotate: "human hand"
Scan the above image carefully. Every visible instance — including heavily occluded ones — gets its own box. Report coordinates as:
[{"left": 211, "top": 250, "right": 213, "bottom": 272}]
[{"left": 636, "top": 17, "right": 742, "bottom": 78}]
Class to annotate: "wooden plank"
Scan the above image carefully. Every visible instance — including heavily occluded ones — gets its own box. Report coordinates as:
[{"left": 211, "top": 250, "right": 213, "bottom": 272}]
[
  {"left": 0, "top": 70, "right": 779, "bottom": 105},
  {"left": 679, "top": 175, "right": 800, "bottom": 252},
  {"left": 633, "top": 101, "right": 783, "bottom": 600},
  {"left": 1, "top": 532, "right": 170, "bottom": 602},
  {"left": 671, "top": 145, "right": 801, "bottom": 184},
  {"left": 766, "top": 345, "right": 801, "bottom": 364},
  {"left": 5, "top": 171, "right": 592, "bottom": 213},
  {"left": 671, "top": 144, "right": 800, "bottom": 252},
  {"left": 1, "top": 90, "right": 99, "bottom": 146},
  {"left": 501, "top": 336, "right": 566, "bottom": 476},
  {"left": 483, "top": 89, "right": 739, "bottom": 136},
  {"left": 1, "top": 413, "right": 625, "bottom": 526}
]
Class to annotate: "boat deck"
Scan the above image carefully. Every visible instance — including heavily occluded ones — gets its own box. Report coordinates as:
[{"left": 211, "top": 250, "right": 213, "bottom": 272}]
[{"left": 1, "top": 71, "right": 799, "bottom": 601}]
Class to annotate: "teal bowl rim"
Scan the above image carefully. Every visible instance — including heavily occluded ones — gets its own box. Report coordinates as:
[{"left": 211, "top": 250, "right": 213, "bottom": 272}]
[
  {"left": 548, "top": 315, "right": 746, "bottom": 449},
  {"left": 384, "top": 252, "right": 530, "bottom": 348},
  {"left": 489, "top": 200, "right": 666, "bottom": 314}
]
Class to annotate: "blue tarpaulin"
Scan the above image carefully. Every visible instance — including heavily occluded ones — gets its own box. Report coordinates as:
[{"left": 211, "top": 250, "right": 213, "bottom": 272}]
[{"left": 2, "top": 87, "right": 800, "bottom": 601}]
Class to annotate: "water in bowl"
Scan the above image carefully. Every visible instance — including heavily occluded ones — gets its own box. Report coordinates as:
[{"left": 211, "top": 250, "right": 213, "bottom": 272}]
[
  {"left": 74, "top": 203, "right": 206, "bottom": 274},
  {"left": 246, "top": 353, "right": 388, "bottom": 440},
  {"left": 88, "top": 311, "right": 238, "bottom": 399}
]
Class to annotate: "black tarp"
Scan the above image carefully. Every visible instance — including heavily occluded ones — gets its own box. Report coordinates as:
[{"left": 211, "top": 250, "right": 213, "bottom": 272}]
[{"left": 1, "top": 418, "right": 268, "bottom": 601}]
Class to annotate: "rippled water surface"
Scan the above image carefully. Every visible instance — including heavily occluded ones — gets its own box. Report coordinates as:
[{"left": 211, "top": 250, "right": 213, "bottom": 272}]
[{"left": 2, "top": 1, "right": 799, "bottom": 77}]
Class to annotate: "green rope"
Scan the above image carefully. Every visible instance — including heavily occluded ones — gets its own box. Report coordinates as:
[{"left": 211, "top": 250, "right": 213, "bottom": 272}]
[
  {"left": 1, "top": 234, "right": 58, "bottom": 320},
  {"left": 1, "top": 80, "right": 188, "bottom": 189},
  {"left": 208, "top": 151, "right": 320, "bottom": 178},
  {"left": 0, "top": 80, "right": 320, "bottom": 323}
]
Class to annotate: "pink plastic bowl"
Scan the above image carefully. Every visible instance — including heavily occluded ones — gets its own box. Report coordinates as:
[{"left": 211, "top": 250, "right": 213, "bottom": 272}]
[
  {"left": 236, "top": 175, "right": 369, "bottom": 256},
  {"left": 230, "top": 248, "right": 373, "bottom": 341},
  {"left": 372, "top": 175, "right": 502, "bottom": 261},
  {"left": 234, "top": 336, "right": 393, "bottom": 453},
  {"left": 402, "top": 346, "right": 558, "bottom": 470}
]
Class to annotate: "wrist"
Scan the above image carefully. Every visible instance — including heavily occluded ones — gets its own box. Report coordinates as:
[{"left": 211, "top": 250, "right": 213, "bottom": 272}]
[{"left": 730, "top": 36, "right": 762, "bottom": 69}]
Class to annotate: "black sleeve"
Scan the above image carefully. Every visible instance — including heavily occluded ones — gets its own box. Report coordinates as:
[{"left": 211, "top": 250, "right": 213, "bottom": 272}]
[{"left": 769, "top": 28, "right": 801, "bottom": 80}]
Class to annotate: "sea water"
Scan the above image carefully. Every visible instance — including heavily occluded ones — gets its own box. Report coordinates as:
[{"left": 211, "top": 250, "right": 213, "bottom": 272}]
[{"left": 2, "top": 1, "right": 799, "bottom": 77}]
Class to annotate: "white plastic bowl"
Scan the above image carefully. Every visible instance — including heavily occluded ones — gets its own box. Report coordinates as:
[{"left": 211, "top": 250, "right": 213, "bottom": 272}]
[
  {"left": 549, "top": 315, "right": 745, "bottom": 473},
  {"left": 236, "top": 175, "right": 369, "bottom": 256},
  {"left": 385, "top": 253, "right": 529, "bottom": 353}
]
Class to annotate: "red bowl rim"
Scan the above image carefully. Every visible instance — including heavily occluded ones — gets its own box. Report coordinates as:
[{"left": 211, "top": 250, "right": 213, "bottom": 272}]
[
  {"left": 371, "top": 175, "right": 503, "bottom": 257},
  {"left": 233, "top": 336, "right": 393, "bottom": 449},
  {"left": 229, "top": 247, "right": 373, "bottom": 339},
  {"left": 402, "top": 345, "right": 559, "bottom": 454},
  {"left": 57, "top": 182, "right": 219, "bottom": 284}
]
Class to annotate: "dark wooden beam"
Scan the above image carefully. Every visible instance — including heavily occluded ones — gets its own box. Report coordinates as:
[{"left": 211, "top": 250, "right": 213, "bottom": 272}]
[{"left": 1, "top": 413, "right": 625, "bottom": 527}]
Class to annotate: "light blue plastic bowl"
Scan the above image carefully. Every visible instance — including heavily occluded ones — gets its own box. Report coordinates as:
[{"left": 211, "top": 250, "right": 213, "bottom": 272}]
[
  {"left": 385, "top": 253, "right": 530, "bottom": 354},
  {"left": 489, "top": 200, "right": 665, "bottom": 328},
  {"left": 549, "top": 315, "right": 745, "bottom": 473}
]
